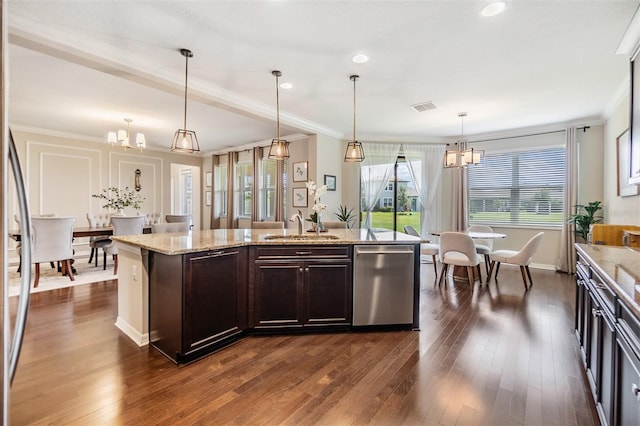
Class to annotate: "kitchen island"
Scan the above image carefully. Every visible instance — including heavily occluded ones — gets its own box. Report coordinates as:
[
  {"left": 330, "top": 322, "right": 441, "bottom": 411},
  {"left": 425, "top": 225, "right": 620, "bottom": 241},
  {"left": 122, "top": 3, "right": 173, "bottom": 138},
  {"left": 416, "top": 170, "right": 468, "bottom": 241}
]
[{"left": 112, "top": 228, "right": 422, "bottom": 363}]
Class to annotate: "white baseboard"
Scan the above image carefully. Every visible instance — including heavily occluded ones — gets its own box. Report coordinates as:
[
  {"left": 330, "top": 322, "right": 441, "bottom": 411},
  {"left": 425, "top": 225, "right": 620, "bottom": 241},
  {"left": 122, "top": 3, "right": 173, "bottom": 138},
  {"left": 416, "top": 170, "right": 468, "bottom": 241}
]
[{"left": 115, "top": 317, "right": 149, "bottom": 347}]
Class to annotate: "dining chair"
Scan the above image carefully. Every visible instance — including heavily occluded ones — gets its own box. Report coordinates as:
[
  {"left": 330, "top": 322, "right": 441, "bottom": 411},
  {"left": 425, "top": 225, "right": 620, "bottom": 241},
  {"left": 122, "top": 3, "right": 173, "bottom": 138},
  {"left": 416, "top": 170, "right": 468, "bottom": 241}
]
[
  {"left": 437, "top": 231, "right": 482, "bottom": 289},
  {"left": 166, "top": 214, "right": 192, "bottom": 230},
  {"left": 104, "top": 216, "right": 146, "bottom": 275},
  {"left": 144, "top": 212, "right": 163, "bottom": 225},
  {"left": 87, "top": 213, "right": 112, "bottom": 268},
  {"left": 251, "top": 221, "right": 285, "bottom": 229},
  {"left": 467, "top": 224, "right": 494, "bottom": 274},
  {"left": 321, "top": 221, "right": 347, "bottom": 229},
  {"left": 487, "top": 232, "right": 544, "bottom": 291},
  {"left": 403, "top": 225, "right": 439, "bottom": 277},
  {"left": 151, "top": 222, "right": 190, "bottom": 233},
  {"left": 30, "top": 216, "right": 77, "bottom": 288},
  {"left": 15, "top": 213, "right": 57, "bottom": 274}
]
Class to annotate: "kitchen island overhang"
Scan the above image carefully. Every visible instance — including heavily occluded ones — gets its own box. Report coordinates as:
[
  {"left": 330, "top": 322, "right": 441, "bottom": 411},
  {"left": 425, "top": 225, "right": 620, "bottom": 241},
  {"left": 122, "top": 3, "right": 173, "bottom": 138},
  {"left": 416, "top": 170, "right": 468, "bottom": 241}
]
[{"left": 112, "top": 228, "right": 424, "bottom": 363}]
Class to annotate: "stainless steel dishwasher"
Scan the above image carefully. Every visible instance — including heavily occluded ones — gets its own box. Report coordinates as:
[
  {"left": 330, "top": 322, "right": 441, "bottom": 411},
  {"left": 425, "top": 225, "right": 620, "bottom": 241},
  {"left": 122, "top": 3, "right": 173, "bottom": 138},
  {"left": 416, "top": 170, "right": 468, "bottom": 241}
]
[{"left": 353, "top": 245, "right": 415, "bottom": 326}]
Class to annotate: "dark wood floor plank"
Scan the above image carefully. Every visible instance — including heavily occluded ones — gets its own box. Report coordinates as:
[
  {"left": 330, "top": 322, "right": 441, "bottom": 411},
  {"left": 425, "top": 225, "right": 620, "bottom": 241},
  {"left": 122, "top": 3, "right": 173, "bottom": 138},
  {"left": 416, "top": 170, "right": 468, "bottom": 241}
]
[{"left": 8, "top": 263, "right": 599, "bottom": 425}]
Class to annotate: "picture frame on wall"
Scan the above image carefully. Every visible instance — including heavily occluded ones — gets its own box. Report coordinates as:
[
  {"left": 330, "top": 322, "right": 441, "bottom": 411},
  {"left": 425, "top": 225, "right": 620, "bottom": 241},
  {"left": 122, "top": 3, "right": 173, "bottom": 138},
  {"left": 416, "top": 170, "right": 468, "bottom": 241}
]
[
  {"left": 206, "top": 172, "right": 212, "bottom": 187},
  {"left": 292, "top": 188, "right": 308, "bottom": 207},
  {"left": 617, "top": 129, "right": 640, "bottom": 197},
  {"left": 205, "top": 191, "right": 212, "bottom": 206},
  {"left": 293, "top": 161, "right": 308, "bottom": 182},
  {"left": 324, "top": 174, "right": 336, "bottom": 191}
]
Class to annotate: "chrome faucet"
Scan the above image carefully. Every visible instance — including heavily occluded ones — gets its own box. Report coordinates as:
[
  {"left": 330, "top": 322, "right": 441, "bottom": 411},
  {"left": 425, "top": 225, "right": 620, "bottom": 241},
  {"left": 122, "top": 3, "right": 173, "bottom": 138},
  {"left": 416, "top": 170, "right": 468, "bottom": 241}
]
[{"left": 290, "top": 209, "right": 304, "bottom": 235}]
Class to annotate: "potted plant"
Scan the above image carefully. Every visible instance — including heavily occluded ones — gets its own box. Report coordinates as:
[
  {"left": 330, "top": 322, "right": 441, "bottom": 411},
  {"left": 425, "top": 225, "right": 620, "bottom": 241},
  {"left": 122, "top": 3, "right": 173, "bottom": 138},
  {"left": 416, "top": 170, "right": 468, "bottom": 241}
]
[
  {"left": 334, "top": 204, "right": 356, "bottom": 229},
  {"left": 568, "top": 200, "right": 603, "bottom": 242},
  {"left": 92, "top": 186, "right": 145, "bottom": 215}
]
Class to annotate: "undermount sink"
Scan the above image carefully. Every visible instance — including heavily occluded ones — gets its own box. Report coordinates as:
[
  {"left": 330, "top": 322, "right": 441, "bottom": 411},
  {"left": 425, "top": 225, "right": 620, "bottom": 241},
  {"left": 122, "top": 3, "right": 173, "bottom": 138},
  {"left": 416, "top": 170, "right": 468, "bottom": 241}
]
[{"left": 263, "top": 234, "right": 340, "bottom": 241}]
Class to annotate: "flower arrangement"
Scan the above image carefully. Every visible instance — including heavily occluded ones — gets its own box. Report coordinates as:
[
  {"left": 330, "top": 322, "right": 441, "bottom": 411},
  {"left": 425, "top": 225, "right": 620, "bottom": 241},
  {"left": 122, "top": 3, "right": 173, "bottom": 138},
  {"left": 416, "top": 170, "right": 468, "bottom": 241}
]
[
  {"left": 92, "top": 186, "right": 145, "bottom": 211},
  {"left": 305, "top": 180, "right": 327, "bottom": 226}
]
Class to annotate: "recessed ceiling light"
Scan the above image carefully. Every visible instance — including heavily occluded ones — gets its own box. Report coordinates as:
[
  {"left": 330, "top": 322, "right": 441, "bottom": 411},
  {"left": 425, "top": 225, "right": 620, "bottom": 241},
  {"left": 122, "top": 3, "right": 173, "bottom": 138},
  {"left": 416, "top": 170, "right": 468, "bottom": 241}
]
[
  {"left": 279, "top": 82, "right": 293, "bottom": 89},
  {"left": 481, "top": 2, "right": 506, "bottom": 17},
  {"left": 352, "top": 54, "right": 369, "bottom": 64}
]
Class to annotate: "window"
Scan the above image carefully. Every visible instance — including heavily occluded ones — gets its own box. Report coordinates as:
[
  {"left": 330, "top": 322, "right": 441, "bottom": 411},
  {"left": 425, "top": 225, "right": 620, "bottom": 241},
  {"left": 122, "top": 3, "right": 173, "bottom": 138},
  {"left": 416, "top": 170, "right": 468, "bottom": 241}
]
[
  {"left": 383, "top": 197, "right": 394, "bottom": 208},
  {"left": 467, "top": 146, "right": 566, "bottom": 226},
  {"left": 385, "top": 182, "right": 394, "bottom": 191},
  {"left": 259, "top": 158, "right": 277, "bottom": 220},
  {"left": 214, "top": 164, "right": 227, "bottom": 217},
  {"left": 235, "top": 161, "right": 253, "bottom": 217}
]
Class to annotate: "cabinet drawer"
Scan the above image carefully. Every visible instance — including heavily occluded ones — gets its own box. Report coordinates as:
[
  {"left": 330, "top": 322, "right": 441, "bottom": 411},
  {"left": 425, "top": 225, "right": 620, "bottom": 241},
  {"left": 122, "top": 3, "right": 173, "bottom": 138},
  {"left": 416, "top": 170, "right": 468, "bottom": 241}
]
[
  {"left": 588, "top": 268, "right": 616, "bottom": 317},
  {"left": 618, "top": 301, "right": 640, "bottom": 359},
  {"left": 254, "top": 245, "right": 351, "bottom": 260}
]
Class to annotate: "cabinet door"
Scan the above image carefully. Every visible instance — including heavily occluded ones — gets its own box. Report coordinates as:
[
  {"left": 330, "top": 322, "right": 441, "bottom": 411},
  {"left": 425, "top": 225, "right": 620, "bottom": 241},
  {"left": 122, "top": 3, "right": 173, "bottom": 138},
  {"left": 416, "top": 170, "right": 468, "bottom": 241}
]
[
  {"left": 586, "top": 288, "right": 601, "bottom": 393},
  {"left": 304, "top": 260, "right": 352, "bottom": 327},
  {"left": 183, "top": 248, "right": 246, "bottom": 352},
  {"left": 254, "top": 261, "right": 304, "bottom": 328},
  {"left": 615, "top": 331, "right": 640, "bottom": 426}
]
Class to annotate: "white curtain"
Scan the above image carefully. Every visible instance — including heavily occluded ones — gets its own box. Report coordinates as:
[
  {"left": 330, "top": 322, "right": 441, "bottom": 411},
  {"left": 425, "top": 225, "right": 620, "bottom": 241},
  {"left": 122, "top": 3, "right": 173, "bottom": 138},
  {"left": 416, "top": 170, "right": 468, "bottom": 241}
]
[
  {"left": 556, "top": 126, "right": 577, "bottom": 273},
  {"left": 451, "top": 167, "right": 468, "bottom": 232},
  {"left": 360, "top": 143, "right": 401, "bottom": 228},
  {"left": 403, "top": 144, "right": 445, "bottom": 237}
]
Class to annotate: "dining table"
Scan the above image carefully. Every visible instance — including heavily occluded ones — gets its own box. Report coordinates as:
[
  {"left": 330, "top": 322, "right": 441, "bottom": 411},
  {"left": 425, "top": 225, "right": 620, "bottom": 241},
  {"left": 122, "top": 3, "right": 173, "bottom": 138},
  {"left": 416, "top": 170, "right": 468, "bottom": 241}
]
[{"left": 8, "top": 225, "right": 152, "bottom": 242}]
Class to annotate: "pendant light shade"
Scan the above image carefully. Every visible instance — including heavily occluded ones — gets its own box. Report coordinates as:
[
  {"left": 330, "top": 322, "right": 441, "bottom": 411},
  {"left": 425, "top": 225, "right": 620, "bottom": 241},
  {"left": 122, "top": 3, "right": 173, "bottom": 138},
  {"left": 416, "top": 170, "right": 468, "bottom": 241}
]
[
  {"left": 443, "top": 112, "right": 482, "bottom": 168},
  {"left": 171, "top": 48, "right": 200, "bottom": 153},
  {"left": 344, "top": 74, "right": 365, "bottom": 162},
  {"left": 268, "top": 70, "right": 290, "bottom": 160}
]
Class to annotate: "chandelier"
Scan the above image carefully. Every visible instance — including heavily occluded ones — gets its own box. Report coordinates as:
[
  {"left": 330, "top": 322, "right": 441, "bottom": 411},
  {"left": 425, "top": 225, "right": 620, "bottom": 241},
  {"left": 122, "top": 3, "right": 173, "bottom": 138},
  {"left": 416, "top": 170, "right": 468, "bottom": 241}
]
[
  {"left": 443, "top": 112, "right": 482, "bottom": 168},
  {"left": 171, "top": 48, "right": 200, "bottom": 153},
  {"left": 268, "top": 70, "right": 290, "bottom": 160},
  {"left": 344, "top": 74, "right": 365, "bottom": 162},
  {"left": 108, "top": 118, "right": 145, "bottom": 150}
]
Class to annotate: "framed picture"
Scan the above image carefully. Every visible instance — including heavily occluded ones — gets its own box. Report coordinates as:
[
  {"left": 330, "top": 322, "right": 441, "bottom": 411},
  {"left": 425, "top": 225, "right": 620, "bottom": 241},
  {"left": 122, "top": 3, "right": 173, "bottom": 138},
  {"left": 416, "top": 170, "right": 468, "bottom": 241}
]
[
  {"left": 292, "top": 188, "right": 308, "bottom": 207},
  {"left": 617, "top": 129, "right": 640, "bottom": 197},
  {"left": 205, "top": 191, "right": 212, "bottom": 206},
  {"left": 293, "top": 161, "right": 308, "bottom": 182},
  {"left": 324, "top": 174, "right": 336, "bottom": 191},
  {"left": 205, "top": 172, "right": 212, "bottom": 187}
]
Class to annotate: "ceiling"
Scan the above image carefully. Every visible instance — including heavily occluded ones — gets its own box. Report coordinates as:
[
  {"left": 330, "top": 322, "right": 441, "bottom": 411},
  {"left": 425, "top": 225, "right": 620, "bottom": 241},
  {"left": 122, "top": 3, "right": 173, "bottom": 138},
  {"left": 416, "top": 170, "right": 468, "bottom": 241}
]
[{"left": 6, "top": 0, "right": 640, "bottom": 154}]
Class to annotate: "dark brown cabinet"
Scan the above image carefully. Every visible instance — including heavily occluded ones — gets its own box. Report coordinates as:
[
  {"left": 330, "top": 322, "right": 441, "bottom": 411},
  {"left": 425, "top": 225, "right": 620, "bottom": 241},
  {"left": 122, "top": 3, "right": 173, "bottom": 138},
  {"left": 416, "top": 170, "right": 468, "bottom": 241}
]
[
  {"left": 615, "top": 302, "right": 640, "bottom": 426},
  {"left": 251, "top": 246, "right": 352, "bottom": 330},
  {"left": 149, "top": 247, "right": 247, "bottom": 363}
]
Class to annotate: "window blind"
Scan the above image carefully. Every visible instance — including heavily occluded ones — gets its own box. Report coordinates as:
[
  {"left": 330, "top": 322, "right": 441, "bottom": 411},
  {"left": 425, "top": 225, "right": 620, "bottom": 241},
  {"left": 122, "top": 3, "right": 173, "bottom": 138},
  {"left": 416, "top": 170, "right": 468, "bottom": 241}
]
[{"left": 467, "top": 146, "right": 566, "bottom": 227}]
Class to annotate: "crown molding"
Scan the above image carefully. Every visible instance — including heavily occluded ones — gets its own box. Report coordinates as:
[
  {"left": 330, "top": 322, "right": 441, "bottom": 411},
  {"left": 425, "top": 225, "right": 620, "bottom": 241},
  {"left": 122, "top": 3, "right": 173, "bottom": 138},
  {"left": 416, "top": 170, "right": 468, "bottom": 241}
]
[{"left": 602, "top": 76, "right": 630, "bottom": 120}]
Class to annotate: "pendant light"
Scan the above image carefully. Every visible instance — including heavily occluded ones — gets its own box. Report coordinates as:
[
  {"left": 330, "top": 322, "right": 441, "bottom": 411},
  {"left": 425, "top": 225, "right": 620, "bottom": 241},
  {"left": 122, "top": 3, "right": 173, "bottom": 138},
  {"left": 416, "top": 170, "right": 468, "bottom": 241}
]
[
  {"left": 443, "top": 112, "right": 482, "bottom": 168},
  {"left": 344, "top": 74, "right": 365, "bottom": 162},
  {"left": 171, "top": 48, "right": 200, "bottom": 153},
  {"left": 268, "top": 70, "right": 290, "bottom": 160}
]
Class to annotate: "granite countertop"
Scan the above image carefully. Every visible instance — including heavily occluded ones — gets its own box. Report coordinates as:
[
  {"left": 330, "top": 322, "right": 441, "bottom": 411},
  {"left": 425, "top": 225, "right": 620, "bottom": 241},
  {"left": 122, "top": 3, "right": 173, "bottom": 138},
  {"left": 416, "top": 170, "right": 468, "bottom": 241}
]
[
  {"left": 112, "top": 228, "right": 424, "bottom": 256},
  {"left": 575, "top": 243, "right": 640, "bottom": 314}
]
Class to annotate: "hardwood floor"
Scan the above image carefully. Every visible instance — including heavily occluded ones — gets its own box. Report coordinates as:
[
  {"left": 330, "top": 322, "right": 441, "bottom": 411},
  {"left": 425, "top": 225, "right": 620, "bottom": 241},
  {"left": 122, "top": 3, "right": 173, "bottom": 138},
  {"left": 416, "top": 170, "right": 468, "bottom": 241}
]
[{"left": 9, "top": 264, "right": 598, "bottom": 425}]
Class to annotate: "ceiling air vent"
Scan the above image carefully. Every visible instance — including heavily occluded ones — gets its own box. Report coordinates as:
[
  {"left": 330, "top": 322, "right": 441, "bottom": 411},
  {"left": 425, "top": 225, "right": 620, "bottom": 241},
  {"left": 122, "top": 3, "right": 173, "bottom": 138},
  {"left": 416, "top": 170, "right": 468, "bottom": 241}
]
[{"left": 410, "top": 101, "right": 436, "bottom": 112}]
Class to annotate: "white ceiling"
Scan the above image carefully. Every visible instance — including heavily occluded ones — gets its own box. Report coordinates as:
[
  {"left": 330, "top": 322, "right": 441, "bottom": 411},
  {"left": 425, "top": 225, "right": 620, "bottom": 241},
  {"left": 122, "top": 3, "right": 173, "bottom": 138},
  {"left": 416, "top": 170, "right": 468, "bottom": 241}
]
[{"left": 6, "top": 0, "right": 640, "bottom": 154}]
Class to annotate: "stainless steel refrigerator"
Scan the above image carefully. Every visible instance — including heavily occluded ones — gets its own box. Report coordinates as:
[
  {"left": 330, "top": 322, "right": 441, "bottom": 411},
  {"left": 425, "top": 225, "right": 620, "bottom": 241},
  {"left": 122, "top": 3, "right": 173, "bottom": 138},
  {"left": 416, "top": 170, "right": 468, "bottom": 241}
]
[{"left": 2, "top": 1, "right": 33, "bottom": 423}]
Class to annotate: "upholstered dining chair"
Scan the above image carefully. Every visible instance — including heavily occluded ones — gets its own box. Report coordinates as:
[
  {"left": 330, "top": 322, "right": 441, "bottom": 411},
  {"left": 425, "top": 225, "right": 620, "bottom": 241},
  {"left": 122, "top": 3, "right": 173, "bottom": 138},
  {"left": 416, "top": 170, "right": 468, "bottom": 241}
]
[
  {"left": 487, "top": 232, "right": 544, "bottom": 291},
  {"left": 437, "top": 231, "right": 482, "bottom": 289},
  {"left": 15, "top": 213, "right": 56, "bottom": 274},
  {"left": 321, "top": 221, "right": 347, "bottom": 229},
  {"left": 151, "top": 222, "right": 190, "bottom": 233},
  {"left": 467, "top": 224, "right": 494, "bottom": 274},
  {"left": 403, "top": 225, "right": 439, "bottom": 277},
  {"left": 166, "top": 214, "right": 192, "bottom": 230},
  {"left": 30, "top": 216, "right": 76, "bottom": 288},
  {"left": 104, "top": 216, "right": 146, "bottom": 275},
  {"left": 251, "top": 221, "right": 285, "bottom": 229},
  {"left": 87, "top": 213, "right": 112, "bottom": 268}
]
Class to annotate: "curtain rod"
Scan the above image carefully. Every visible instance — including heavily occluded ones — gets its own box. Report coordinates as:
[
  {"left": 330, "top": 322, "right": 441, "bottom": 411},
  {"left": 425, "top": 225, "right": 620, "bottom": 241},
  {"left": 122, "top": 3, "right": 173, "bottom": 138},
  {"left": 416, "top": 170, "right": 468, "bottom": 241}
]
[{"left": 468, "top": 126, "right": 590, "bottom": 144}]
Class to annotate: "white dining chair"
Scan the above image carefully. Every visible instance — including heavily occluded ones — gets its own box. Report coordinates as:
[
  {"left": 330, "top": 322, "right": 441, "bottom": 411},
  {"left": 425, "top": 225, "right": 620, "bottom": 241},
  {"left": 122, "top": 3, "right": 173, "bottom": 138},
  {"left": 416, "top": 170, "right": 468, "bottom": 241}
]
[
  {"left": 487, "top": 232, "right": 544, "bottom": 291},
  {"left": 467, "top": 224, "right": 494, "bottom": 274},
  {"left": 87, "top": 213, "right": 112, "bottom": 268},
  {"left": 30, "top": 216, "right": 77, "bottom": 288},
  {"left": 15, "top": 213, "right": 57, "bottom": 274},
  {"left": 437, "top": 231, "right": 482, "bottom": 289},
  {"left": 104, "top": 216, "right": 146, "bottom": 275},
  {"left": 403, "top": 225, "right": 439, "bottom": 277}
]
